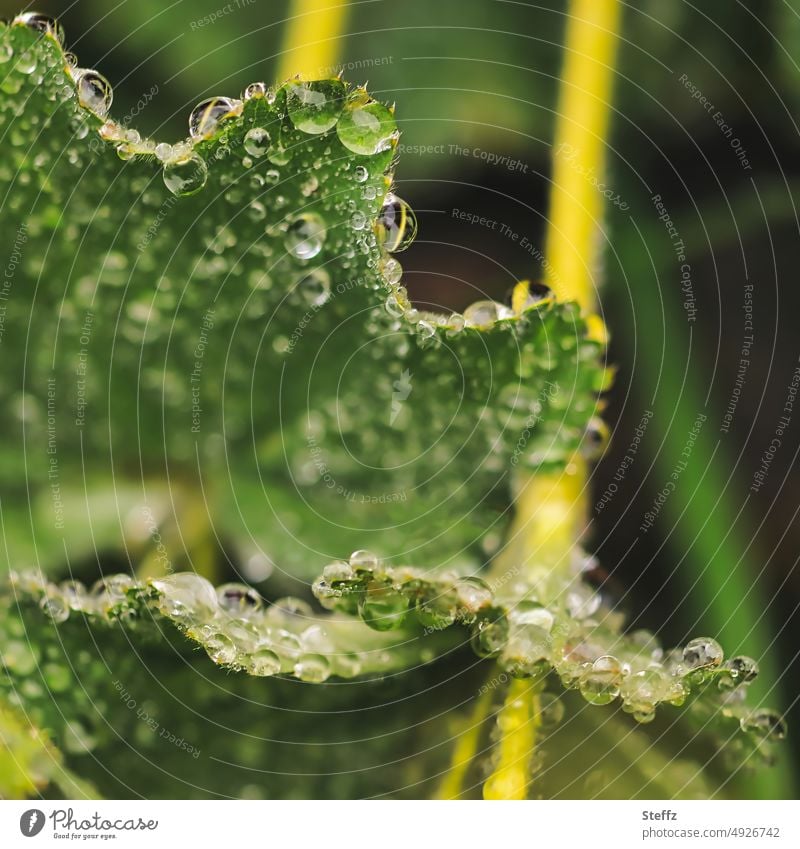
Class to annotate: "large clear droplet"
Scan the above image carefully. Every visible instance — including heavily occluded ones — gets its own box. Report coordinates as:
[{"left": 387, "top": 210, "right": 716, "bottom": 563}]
[
  {"left": 349, "top": 549, "right": 379, "bottom": 573},
  {"left": 682, "top": 637, "right": 723, "bottom": 670},
  {"left": 15, "top": 12, "right": 65, "bottom": 45},
  {"left": 294, "top": 653, "right": 331, "bottom": 683},
  {"left": 163, "top": 154, "right": 208, "bottom": 197},
  {"left": 243, "top": 126, "right": 270, "bottom": 157},
  {"left": 286, "top": 79, "right": 345, "bottom": 134},
  {"left": 375, "top": 194, "right": 417, "bottom": 253},
  {"left": 519, "top": 281, "right": 554, "bottom": 311},
  {"left": 579, "top": 655, "right": 622, "bottom": 705},
  {"left": 39, "top": 593, "right": 70, "bottom": 623},
  {"left": 217, "top": 583, "right": 263, "bottom": 614},
  {"left": 242, "top": 81, "right": 267, "bottom": 100},
  {"left": 189, "top": 96, "right": 238, "bottom": 138},
  {"left": 463, "top": 300, "right": 512, "bottom": 329},
  {"left": 151, "top": 572, "right": 218, "bottom": 620},
  {"left": 247, "top": 648, "right": 281, "bottom": 676},
  {"left": 336, "top": 95, "right": 397, "bottom": 155},
  {"left": 204, "top": 632, "right": 237, "bottom": 665},
  {"left": 285, "top": 212, "right": 326, "bottom": 260},
  {"left": 74, "top": 68, "right": 113, "bottom": 117}
]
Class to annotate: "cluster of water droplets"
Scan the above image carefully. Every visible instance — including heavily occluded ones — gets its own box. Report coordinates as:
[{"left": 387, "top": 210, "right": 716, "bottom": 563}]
[
  {"left": 3, "top": 13, "right": 574, "bottom": 360},
  {"left": 5, "top": 569, "right": 415, "bottom": 682},
  {"left": 311, "top": 549, "right": 785, "bottom": 750}
]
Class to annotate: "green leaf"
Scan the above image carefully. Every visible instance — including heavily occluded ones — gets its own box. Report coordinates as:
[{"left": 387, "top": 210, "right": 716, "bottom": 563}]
[
  {"left": 0, "top": 20, "right": 602, "bottom": 581},
  {"left": 0, "top": 14, "right": 786, "bottom": 801}
]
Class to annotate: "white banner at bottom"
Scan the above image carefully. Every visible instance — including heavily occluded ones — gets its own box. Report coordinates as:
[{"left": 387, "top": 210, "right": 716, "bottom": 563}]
[{"left": 0, "top": 800, "right": 797, "bottom": 848}]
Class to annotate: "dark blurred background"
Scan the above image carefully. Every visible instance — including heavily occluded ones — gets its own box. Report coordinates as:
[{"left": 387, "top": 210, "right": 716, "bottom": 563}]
[{"left": 3, "top": 0, "right": 799, "bottom": 789}]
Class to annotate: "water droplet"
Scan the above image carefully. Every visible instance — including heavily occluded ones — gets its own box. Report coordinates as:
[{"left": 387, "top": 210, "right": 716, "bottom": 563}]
[
  {"left": 351, "top": 210, "right": 367, "bottom": 231},
  {"left": 349, "top": 549, "right": 379, "bottom": 573},
  {"left": 579, "top": 655, "right": 622, "bottom": 705},
  {"left": 243, "top": 126, "right": 270, "bottom": 157},
  {"left": 247, "top": 647, "right": 281, "bottom": 676},
  {"left": 385, "top": 294, "right": 405, "bottom": 317},
  {"left": 337, "top": 96, "right": 397, "bottom": 155},
  {"left": 359, "top": 581, "right": 408, "bottom": 631},
  {"left": 296, "top": 268, "right": 331, "bottom": 306},
  {"left": 620, "top": 668, "right": 664, "bottom": 715},
  {"left": 301, "top": 175, "right": 319, "bottom": 196},
  {"left": 721, "top": 655, "right": 759, "bottom": 688},
  {"left": 285, "top": 213, "right": 326, "bottom": 260},
  {"left": 243, "top": 81, "right": 267, "bottom": 100},
  {"left": 353, "top": 165, "right": 369, "bottom": 183},
  {"left": 448, "top": 313, "right": 465, "bottom": 333},
  {"left": 163, "top": 154, "right": 208, "bottom": 196},
  {"left": 471, "top": 615, "right": 509, "bottom": 657},
  {"left": 40, "top": 594, "right": 70, "bottom": 623},
  {"left": 74, "top": 69, "right": 113, "bottom": 117},
  {"left": 204, "top": 632, "right": 237, "bottom": 665},
  {"left": 285, "top": 79, "right": 344, "bottom": 134},
  {"left": 502, "top": 647, "right": 550, "bottom": 680},
  {"left": 509, "top": 601, "right": 554, "bottom": 632},
  {"left": 154, "top": 142, "right": 173, "bottom": 162},
  {"left": 189, "top": 96, "right": 239, "bottom": 138},
  {"left": 60, "top": 580, "right": 88, "bottom": 610},
  {"left": 248, "top": 200, "right": 267, "bottom": 221},
  {"left": 383, "top": 258, "right": 403, "bottom": 286},
  {"left": 415, "top": 586, "right": 457, "bottom": 630},
  {"left": 217, "top": 583, "right": 263, "bottom": 614},
  {"left": 463, "top": 300, "right": 511, "bottom": 328},
  {"left": 15, "top": 13, "right": 65, "bottom": 45},
  {"left": 519, "top": 281, "right": 554, "bottom": 311},
  {"left": 151, "top": 572, "right": 218, "bottom": 620},
  {"left": 741, "top": 709, "right": 787, "bottom": 740},
  {"left": 267, "top": 143, "right": 292, "bottom": 166},
  {"left": 375, "top": 194, "right": 417, "bottom": 253},
  {"left": 682, "top": 637, "right": 723, "bottom": 670},
  {"left": 294, "top": 653, "right": 331, "bottom": 682},
  {"left": 16, "top": 51, "right": 37, "bottom": 74},
  {"left": 456, "top": 577, "right": 493, "bottom": 615},
  {"left": 92, "top": 573, "right": 135, "bottom": 606}
]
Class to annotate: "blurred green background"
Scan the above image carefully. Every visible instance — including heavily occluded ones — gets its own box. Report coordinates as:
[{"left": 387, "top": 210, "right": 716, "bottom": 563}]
[{"left": 2, "top": 0, "right": 799, "bottom": 796}]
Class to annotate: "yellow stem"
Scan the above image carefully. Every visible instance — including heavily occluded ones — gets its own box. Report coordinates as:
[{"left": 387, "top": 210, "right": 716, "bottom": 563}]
[
  {"left": 482, "top": 3, "right": 621, "bottom": 799},
  {"left": 483, "top": 681, "right": 541, "bottom": 800},
  {"left": 545, "top": 0, "right": 622, "bottom": 311},
  {"left": 436, "top": 689, "right": 493, "bottom": 799},
  {"left": 277, "top": 0, "right": 350, "bottom": 82},
  {"left": 498, "top": 0, "right": 621, "bottom": 578}
]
